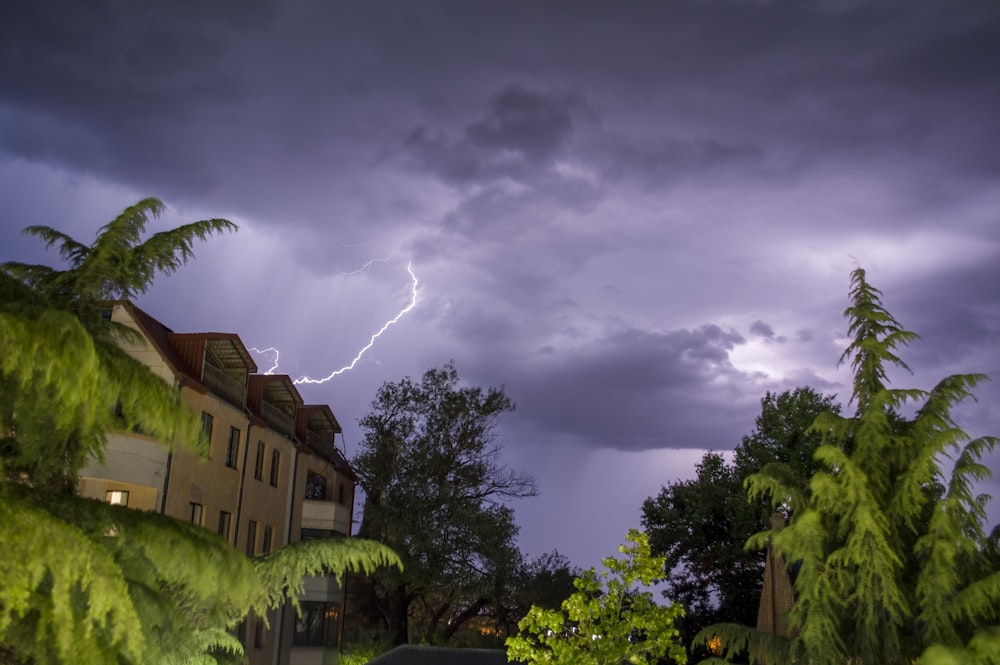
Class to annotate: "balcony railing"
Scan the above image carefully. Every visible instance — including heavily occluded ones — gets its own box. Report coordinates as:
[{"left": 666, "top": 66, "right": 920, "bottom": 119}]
[
  {"left": 301, "top": 499, "right": 351, "bottom": 535},
  {"left": 261, "top": 400, "right": 294, "bottom": 438},
  {"left": 306, "top": 431, "right": 340, "bottom": 463},
  {"left": 202, "top": 362, "right": 246, "bottom": 409}
]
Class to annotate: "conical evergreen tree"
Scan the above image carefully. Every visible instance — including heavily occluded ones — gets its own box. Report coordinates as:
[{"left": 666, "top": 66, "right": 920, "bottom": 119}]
[
  {"left": 0, "top": 199, "right": 400, "bottom": 665},
  {"left": 698, "top": 268, "right": 1000, "bottom": 665}
]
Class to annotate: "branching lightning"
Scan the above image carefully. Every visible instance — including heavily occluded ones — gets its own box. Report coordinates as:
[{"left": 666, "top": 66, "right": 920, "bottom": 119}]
[
  {"left": 249, "top": 346, "right": 281, "bottom": 374},
  {"left": 250, "top": 260, "right": 419, "bottom": 384}
]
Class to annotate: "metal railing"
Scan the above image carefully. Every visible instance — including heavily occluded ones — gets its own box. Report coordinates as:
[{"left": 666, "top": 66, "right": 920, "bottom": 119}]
[
  {"left": 261, "top": 400, "right": 294, "bottom": 438},
  {"left": 201, "top": 362, "right": 246, "bottom": 408}
]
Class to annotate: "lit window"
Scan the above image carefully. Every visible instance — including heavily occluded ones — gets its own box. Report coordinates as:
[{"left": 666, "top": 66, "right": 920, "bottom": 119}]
[
  {"left": 293, "top": 602, "right": 338, "bottom": 647},
  {"left": 106, "top": 490, "right": 129, "bottom": 506}
]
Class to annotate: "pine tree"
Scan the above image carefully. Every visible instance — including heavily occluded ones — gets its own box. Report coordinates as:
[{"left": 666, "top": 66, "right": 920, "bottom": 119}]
[
  {"left": 0, "top": 199, "right": 400, "bottom": 665},
  {"left": 698, "top": 268, "right": 1000, "bottom": 665}
]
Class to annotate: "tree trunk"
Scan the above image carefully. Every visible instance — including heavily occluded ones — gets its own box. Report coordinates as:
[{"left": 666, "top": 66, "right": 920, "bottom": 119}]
[
  {"left": 388, "top": 585, "right": 410, "bottom": 646},
  {"left": 439, "top": 597, "right": 490, "bottom": 643}
]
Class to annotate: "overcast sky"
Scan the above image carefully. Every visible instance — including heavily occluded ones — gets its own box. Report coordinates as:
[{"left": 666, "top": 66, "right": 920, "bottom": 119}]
[{"left": 2, "top": 0, "right": 999, "bottom": 571}]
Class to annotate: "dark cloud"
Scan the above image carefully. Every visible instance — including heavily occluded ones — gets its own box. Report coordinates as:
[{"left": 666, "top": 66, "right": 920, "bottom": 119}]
[
  {"left": 404, "top": 86, "right": 582, "bottom": 185},
  {"left": 750, "top": 320, "right": 775, "bottom": 339},
  {"left": 470, "top": 324, "right": 757, "bottom": 451},
  {"left": 2, "top": 0, "right": 999, "bottom": 567}
]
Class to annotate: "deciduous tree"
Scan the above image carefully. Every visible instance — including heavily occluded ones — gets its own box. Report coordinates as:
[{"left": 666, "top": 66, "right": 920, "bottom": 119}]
[
  {"left": 641, "top": 388, "right": 837, "bottom": 650},
  {"left": 506, "top": 530, "right": 687, "bottom": 665},
  {"left": 351, "top": 362, "right": 537, "bottom": 645}
]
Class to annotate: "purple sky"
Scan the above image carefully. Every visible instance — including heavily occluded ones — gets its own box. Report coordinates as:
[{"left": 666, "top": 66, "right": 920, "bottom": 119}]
[{"left": 2, "top": 0, "right": 999, "bottom": 571}]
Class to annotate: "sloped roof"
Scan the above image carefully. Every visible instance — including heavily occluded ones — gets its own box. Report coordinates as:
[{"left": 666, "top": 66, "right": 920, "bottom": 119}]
[{"left": 366, "top": 645, "right": 509, "bottom": 665}]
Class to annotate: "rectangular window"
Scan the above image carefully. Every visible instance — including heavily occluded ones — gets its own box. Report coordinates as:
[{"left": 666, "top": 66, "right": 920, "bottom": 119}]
[
  {"left": 190, "top": 502, "right": 204, "bottom": 526},
  {"left": 106, "top": 490, "right": 129, "bottom": 506},
  {"left": 254, "top": 441, "right": 265, "bottom": 480},
  {"left": 254, "top": 617, "right": 266, "bottom": 648},
  {"left": 337, "top": 482, "right": 347, "bottom": 506},
  {"left": 293, "top": 602, "right": 338, "bottom": 647},
  {"left": 269, "top": 450, "right": 280, "bottom": 487},
  {"left": 225, "top": 427, "right": 240, "bottom": 469},
  {"left": 246, "top": 520, "right": 257, "bottom": 556},
  {"left": 201, "top": 411, "right": 214, "bottom": 441},
  {"left": 262, "top": 525, "right": 273, "bottom": 553},
  {"left": 305, "top": 471, "right": 327, "bottom": 500},
  {"left": 218, "top": 511, "right": 232, "bottom": 540},
  {"left": 300, "top": 528, "right": 337, "bottom": 541}
]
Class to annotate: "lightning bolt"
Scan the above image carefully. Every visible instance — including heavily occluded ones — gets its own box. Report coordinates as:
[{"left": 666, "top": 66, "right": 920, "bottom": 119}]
[
  {"left": 249, "top": 346, "right": 281, "bottom": 374},
  {"left": 250, "top": 260, "right": 419, "bottom": 384}
]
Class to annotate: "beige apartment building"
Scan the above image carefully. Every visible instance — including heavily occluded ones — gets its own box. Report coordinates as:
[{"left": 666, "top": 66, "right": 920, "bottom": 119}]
[{"left": 77, "top": 302, "right": 357, "bottom": 665}]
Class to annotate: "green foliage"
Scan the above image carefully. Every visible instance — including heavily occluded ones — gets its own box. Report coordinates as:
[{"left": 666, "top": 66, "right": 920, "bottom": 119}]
[
  {"left": 0, "top": 487, "right": 401, "bottom": 665},
  {"left": 338, "top": 636, "right": 392, "bottom": 665},
  {"left": 0, "top": 199, "right": 400, "bottom": 664},
  {"left": 506, "top": 530, "right": 687, "bottom": 665},
  {"left": 1, "top": 199, "right": 235, "bottom": 490},
  {"left": 351, "top": 362, "right": 537, "bottom": 645},
  {"left": 641, "top": 388, "right": 836, "bottom": 650},
  {"left": 698, "top": 268, "right": 1000, "bottom": 665}
]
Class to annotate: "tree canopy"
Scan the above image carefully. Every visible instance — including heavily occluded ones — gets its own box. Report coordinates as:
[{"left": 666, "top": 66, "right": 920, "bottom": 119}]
[
  {"left": 700, "top": 268, "right": 1000, "bottom": 665},
  {"left": 641, "top": 387, "right": 837, "bottom": 652},
  {"left": 0, "top": 199, "right": 400, "bottom": 665},
  {"left": 506, "top": 529, "right": 687, "bottom": 665},
  {"left": 351, "top": 362, "right": 537, "bottom": 645}
]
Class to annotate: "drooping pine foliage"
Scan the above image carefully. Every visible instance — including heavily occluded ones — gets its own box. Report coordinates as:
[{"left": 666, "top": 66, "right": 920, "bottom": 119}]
[
  {"left": 697, "top": 269, "right": 1000, "bottom": 665},
  {"left": 0, "top": 199, "right": 401, "bottom": 665}
]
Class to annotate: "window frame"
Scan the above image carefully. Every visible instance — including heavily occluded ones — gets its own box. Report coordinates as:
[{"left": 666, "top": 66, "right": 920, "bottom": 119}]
[
  {"left": 246, "top": 519, "right": 257, "bottom": 556},
  {"left": 269, "top": 449, "right": 280, "bottom": 487},
  {"left": 106, "top": 490, "right": 129, "bottom": 506},
  {"left": 293, "top": 602, "right": 338, "bottom": 647},
  {"left": 225, "top": 426, "right": 240, "bottom": 469},
  {"left": 254, "top": 441, "right": 265, "bottom": 480},
  {"left": 190, "top": 502, "right": 204, "bottom": 526},
  {"left": 218, "top": 511, "right": 232, "bottom": 540},
  {"left": 201, "top": 411, "right": 214, "bottom": 442}
]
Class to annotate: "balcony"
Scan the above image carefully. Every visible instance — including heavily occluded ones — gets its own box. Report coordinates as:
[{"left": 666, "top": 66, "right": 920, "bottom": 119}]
[
  {"left": 202, "top": 362, "right": 246, "bottom": 409},
  {"left": 301, "top": 499, "right": 351, "bottom": 536},
  {"left": 261, "top": 400, "right": 294, "bottom": 438}
]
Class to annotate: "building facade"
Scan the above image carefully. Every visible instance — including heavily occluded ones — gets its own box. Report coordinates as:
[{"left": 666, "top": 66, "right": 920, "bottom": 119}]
[{"left": 77, "top": 302, "right": 356, "bottom": 665}]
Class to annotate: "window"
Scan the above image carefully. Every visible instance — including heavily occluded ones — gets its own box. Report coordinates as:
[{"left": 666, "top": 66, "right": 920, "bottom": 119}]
[
  {"left": 269, "top": 450, "right": 280, "bottom": 487},
  {"left": 305, "top": 471, "right": 327, "bottom": 500},
  {"left": 293, "top": 602, "right": 338, "bottom": 647},
  {"left": 106, "top": 490, "right": 129, "bottom": 506},
  {"left": 224, "top": 427, "right": 240, "bottom": 469},
  {"left": 254, "top": 441, "right": 265, "bottom": 480},
  {"left": 201, "top": 411, "right": 214, "bottom": 441},
  {"left": 254, "top": 618, "right": 266, "bottom": 648},
  {"left": 337, "top": 482, "right": 347, "bottom": 506},
  {"left": 218, "top": 511, "right": 232, "bottom": 540},
  {"left": 190, "top": 502, "right": 204, "bottom": 526},
  {"left": 246, "top": 520, "right": 257, "bottom": 556},
  {"left": 300, "top": 528, "right": 337, "bottom": 541},
  {"left": 262, "top": 525, "right": 273, "bottom": 553}
]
